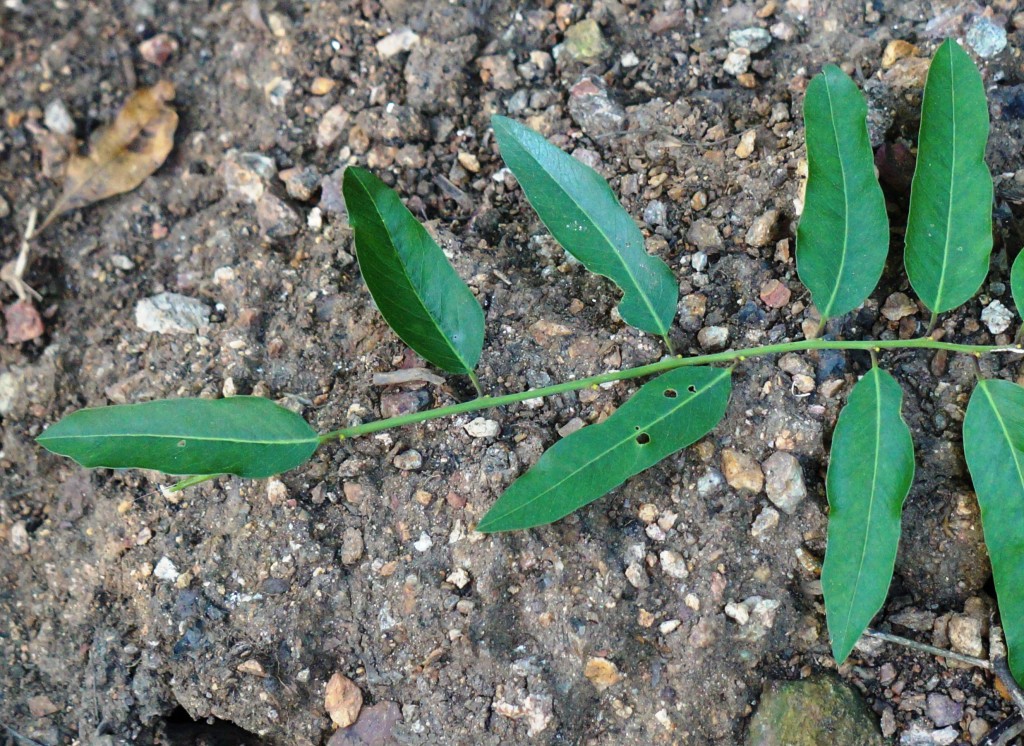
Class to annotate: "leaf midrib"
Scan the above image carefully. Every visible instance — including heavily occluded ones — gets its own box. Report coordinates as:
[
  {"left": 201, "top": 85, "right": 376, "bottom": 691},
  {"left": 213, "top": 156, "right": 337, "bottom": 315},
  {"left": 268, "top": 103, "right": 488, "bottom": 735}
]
[
  {"left": 819, "top": 72, "right": 852, "bottom": 321},
  {"left": 351, "top": 170, "right": 473, "bottom": 372},
  {"left": 38, "top": 431, "right": 318, "bottom": 446},
  {"left": 482, "top": 368, "right": 730, "bottom": 528},
  {"left": 839, "top": 369, "right": 885, "bottom": 643},
  {"left": 501, "top": 123, "right": 667, "bottom": 334},
  {"left": 932, "top": 44, "right": 958, "bottom": 314},
  {"left": 979, "top": 381, "right": 1024, "bottom": 504}
]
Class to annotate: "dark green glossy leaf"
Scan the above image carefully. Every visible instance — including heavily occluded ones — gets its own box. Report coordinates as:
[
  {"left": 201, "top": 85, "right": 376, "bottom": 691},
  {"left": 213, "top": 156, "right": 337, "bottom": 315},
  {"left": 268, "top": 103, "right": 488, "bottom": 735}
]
[
  {"left": 491, "top": 115, "right": 677, "bottom": 336},
  {"left": 1011, "top": 250, "right": 1024, "bottom": 321},
  {"left": 796, "top": 65, "right": 889, "bottom": 324},
  {"left": 37, "top": 396, "right": 319, "bottom": 479},
  {"left": 822, "top": 368, "right": 915, "bottom": 663},
  {"left": 477, "top": 366, "right": 731, "bottom": 532},
  {"left": 343, "top": 166, "right": 485, "bottom": 374},
  {"left": 963, "top": 379, "right": 1024, "bottom": 683},
  {"left": 905, "top": 39, "right": 992, "bottom": 315}
]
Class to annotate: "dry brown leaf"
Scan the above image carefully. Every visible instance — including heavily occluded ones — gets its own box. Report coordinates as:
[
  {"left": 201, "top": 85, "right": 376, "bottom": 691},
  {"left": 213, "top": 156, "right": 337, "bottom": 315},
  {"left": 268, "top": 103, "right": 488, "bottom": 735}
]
[{"left": 40, "top": 81, "right": 178, "bottom": 232}]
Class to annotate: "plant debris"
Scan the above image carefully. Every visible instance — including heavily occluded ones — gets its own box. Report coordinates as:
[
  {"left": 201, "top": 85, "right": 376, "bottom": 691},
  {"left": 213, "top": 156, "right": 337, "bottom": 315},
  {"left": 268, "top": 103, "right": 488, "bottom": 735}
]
[{"left": 39, "top": 81, "right": 178, "bottom": 232}]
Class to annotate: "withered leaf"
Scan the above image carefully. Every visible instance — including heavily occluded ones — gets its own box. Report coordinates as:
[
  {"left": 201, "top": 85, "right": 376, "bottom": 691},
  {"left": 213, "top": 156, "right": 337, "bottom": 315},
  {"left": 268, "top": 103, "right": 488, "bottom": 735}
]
[{"left": 40, "top": 81, "right": 178, "bottom": 231}]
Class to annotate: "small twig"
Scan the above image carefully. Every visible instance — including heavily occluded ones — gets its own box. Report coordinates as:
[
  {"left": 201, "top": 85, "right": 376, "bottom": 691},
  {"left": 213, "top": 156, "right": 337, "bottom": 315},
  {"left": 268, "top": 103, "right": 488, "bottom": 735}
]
[
  {"left": 0, "top": 722, "right": 48, "bottom": 746},
  {"left": 1, "top": 207, "right": 41, "bottom": 301},
  {"left": 979, "top": 714, "right": 1024, "bottom": 746},
  {"left": 991, "top": 621, "right": 1024, "bottom": 714},
  {"left": 864, "top": 628, "right": 992, "bottom": 669}
]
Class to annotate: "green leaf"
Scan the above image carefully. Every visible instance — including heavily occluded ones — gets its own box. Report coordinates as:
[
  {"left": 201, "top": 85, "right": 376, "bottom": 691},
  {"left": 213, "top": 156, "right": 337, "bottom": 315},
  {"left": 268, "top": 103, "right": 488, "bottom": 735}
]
[
  {"left": 963, "top": 379, "right": 1024, "bottom": 683},
  {"left": 477, "top": 366, "right": 731, "bottom": 532},
  {"left": 343, "top": 166, "right": 485, "bottom": 375},
  {"left": 491, "top": 115, "right": 678, "bottom": 336},
  {"left": 905, "top": 39, "right": 992, "bottom": 315},
  {"left": 821, "top": 367, "right": 915, "bottom": 663},
  {"left": 36, "top": 396, "right": 319, "bottom": 479},
  {"left": 796, "top": 65, "right": 889, "bottom": 324},
  {"left": 1011, "top": 250, "right": 1024, "bottom": 321}
]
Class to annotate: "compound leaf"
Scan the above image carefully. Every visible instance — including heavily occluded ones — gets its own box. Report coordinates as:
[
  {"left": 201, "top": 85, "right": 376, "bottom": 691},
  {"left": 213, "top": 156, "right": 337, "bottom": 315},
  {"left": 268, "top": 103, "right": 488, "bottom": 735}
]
[
  {"left": 797, "top": 65, "right": 889, "bottom": 324},
  {"left": 37, "top": 396, "right": 319, "bottom": 479},
  {"left": 477, "top": 366, "right": 731, "bottom": 533},
  {"left": 343, "top": 166, "right": 485, "bottom": 375},
  {"left": 1011, "top": 250, "right": 1024, "bottom": 321},
  {"left": 905, "top": 39, "right": 992, "bottom": 315},
  {"left": 491, "top": 115, "right": 677, "bottom": 336},
  {"left": 822, "top": 367, "right": 915, "bottom": 663},
  {"left": 963, "top": 379, "right": 1024, "bottom": 683}
]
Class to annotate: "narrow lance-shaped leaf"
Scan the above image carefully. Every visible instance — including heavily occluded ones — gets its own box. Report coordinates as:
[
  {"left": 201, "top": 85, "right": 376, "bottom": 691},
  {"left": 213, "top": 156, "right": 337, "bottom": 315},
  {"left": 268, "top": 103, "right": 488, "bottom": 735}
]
[
  {"left": 796, "top": 65, "right": 889, "bottom": 325},
  {"left": 36, "top": 397, "right": 319, "bottom": 479},
  {"left": 963, "top": 379, "right": 1024, "bottom": 683},
  {"left": 1011, "top": 250, "right": 1024, "bottom": 322},
  {"left": 491, "top": 115, "right": 678, "bottom": 337},
  {"left": 905, "top": 39, "right": 992, "bottom": 316},
  {"left": 821, "top": 367, "right": 915, "bottom": 663},
  {"left": 343, "top": 167, "right": 485, "bottom": 375},
  {"left": 478, "top": 366, "right": 731, "bottom": 533}
]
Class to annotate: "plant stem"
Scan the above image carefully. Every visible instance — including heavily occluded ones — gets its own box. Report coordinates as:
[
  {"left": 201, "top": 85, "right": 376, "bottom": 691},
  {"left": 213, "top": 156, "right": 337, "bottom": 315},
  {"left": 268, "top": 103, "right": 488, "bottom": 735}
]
[
  {"left": 662, "top": 333, "right": 677, "bottom": 356},
  {"left": 468, "top": 371, "right": 484, "bottom": 398},
  {"left": 317, "top": 337, "right": 1021, "bottom": 443}
]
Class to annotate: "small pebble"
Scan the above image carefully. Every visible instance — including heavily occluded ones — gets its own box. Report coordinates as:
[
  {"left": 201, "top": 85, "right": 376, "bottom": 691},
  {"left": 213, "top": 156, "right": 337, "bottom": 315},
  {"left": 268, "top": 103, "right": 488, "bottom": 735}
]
[
  {"left": 413, "top": 532, "right": 433, "bottom": 552},
  {"left": 759, "top": 279, "right": 790, "bottom": 309},
  {"left": 256, "top": 193, "right": 301, "bottom": 239},
  {"left": 643, "top": 199, "right": 667, "bottom": 227},
  {"left": 925, "top": 693, "right": 962, "bottom": 728},
  {"left": 625, "top": 561, "right": 649, "bottom": 589},
  {"left": 341, "top": 527, "right": 363, "bottom": 565},
  {"left": 310, "top": 76, "right": 336, "bottom": 95},
  {"left": 729, "top": 27, "right": 772, "bottom": 53},
  {"left": 659, "top": 619, "right": 682, "bottom": 635},
  {"left": 747, "top": 210, "right": 778, "bottom": 248},
  {"left": 9, "top": 520, "right": 29, "bottom": 555},
  {"left": 965, "top": 16, "right": 1007, "bottom": 58},
  {"left": 698, "top": 325, "right": 729, "bottom": 350},
  {"left": 394, "top": 450, "right": 423, "bottom": 470},
  {"left": 446, "top": 568, "right": 471, "bottom": 589},
  {"left": 723, "top": 48, "right": 751, "bottom": 76},
  {"left": 584, "top": 657, "right": 621, "bottom": 691},
  {"left": 563, "top": 19, "right": 610, "bottom": 61},
  {"left": 154, "top": 556, "right": 179, "bottom": 582},
  {"left": 722, "top": 449, "right": 764, "bottom": 492},
  {"left": 316, "top": 105, "right": 351, "bottom": 149},
  {"left": 659, "top": 550, "right": 689, "bottom": 579},
  {"left": 725, "top": 601, "right": 750, "bottom": 625},
  {"left": 882, "top": 292, "right": 918, "bottom": 321},
  {"left": 138, "top": 33, "right": 178, "bottom": 66},
  {"left": 762, "top": 451, "right": 806, "bottom": 514},
  {"left": 981, "top": 300, "right": 1013, "bottom": 335},
  {"left": 135, "top": 293, "right": 210, "bottom": 335},
  {"left": 751, "top": 506, "right": 780, "bottom": 538},
  {"left": 948, "top": 614, "right": 984, "bottom": 657},
  {"left": 464, "top": 417, "right": 500, "bottom": 438},
  {"left": 376, "top": 28, "right": 419, "bottom": 58},
  {"left": 44, "top": 99, "right": 75, "bottom": 136},
  {"left": 325, "top": 672, "right": 363, "bottom": 728},
  {"left": 267, "top": 478, "right": 288, "bottom": 502},
  {"left": 686, "top": 219, "right": 722, "bottom": 250},
  {"left": 735, "top": 130, "right": 757, "bottom": 159}
]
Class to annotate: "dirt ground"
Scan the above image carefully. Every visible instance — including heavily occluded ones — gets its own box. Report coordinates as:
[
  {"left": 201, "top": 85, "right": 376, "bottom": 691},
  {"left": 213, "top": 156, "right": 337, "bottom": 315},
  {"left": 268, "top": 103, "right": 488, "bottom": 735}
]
[{"left": 4, "top": 0, "right": 1024, "bottom": 744}]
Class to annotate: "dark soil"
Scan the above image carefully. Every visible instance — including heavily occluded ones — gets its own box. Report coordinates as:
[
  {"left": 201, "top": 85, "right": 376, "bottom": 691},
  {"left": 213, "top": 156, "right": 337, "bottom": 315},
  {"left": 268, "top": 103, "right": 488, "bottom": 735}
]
[{"left": 3, "top": 0, "right": 1024, "bottom": 744}]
